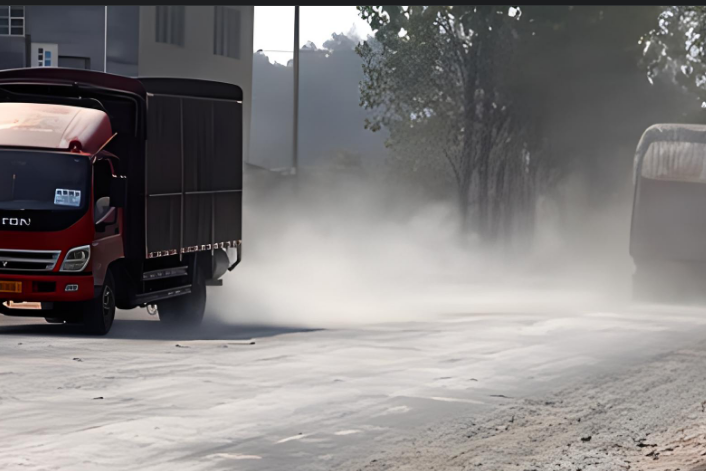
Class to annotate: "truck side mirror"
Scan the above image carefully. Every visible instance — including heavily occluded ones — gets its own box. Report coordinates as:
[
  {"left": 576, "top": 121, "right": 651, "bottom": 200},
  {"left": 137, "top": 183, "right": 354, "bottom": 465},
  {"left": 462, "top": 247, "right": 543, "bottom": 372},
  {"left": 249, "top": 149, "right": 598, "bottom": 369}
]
[
  {"left": 95, "top": 197, "right": 117, "bottom": 232},
  {"left": 96, "top": 208, "right": 117, "bottom": 231},
  {"left": 95, "top": 197, "right": 111, "bottom": 223},
  {"left": 110, "top": 176, "right": 128, "bottom": 208}
]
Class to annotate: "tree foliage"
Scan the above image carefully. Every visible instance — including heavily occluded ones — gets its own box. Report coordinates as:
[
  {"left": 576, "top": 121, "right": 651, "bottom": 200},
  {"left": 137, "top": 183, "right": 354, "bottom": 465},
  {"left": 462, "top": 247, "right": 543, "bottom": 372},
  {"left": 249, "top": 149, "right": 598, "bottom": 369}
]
[
  {"left": 356, "top": 6, "right": 536, "bottom": 241},
  {"left": 642, "top": 6, "right": 706, "bottom": 103},
  {"left": 356, "top": 6, "right": 689, "bottom": 246}
]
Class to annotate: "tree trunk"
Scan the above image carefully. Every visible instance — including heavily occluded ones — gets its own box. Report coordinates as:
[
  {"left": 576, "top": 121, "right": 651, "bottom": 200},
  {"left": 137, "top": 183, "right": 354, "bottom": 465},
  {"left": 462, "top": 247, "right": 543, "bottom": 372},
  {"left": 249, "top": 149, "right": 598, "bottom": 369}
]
[
  {"left": 475, "top": 32, "right": 496, "bottom": 243},
  {"left": 459, "top": 53, "right": 477, "bottom": 236},
  {"left": 458, "top": 136, "right": 475, "bottom": 233},
  {"left": 490, "top": 158, "right": 506, "bottom": 241},
  {"left": 477, "top": 145, "right": 490, "bottom": 240},
  {"left": 457, "top": 175, "right": 471, "bottom": 233}
]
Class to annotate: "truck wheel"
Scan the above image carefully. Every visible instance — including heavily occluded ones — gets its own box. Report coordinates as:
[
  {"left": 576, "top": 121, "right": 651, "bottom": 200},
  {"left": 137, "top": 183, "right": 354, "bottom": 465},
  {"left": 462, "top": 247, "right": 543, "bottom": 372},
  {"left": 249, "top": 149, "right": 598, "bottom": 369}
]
[
  {"left": 82, "top": 270, "right": 116, "bottom": 335},
  {"left": 158, "top": 269, "right": 206, "bottom": 327},
  {"left": 45, "top": 317, "right": 65, "bottom": 324}
]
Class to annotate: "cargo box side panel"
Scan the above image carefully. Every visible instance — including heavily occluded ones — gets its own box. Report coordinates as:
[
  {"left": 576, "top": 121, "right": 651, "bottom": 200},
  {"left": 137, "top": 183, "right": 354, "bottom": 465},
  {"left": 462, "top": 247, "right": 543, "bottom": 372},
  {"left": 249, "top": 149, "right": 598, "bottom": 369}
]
[
  {"left": 213, "top": 100, "right": 243, "bottom": 193},
  {"left": 215, "top": 192, "right": 242, "bottom": 243},
  {"left": 146, "top": 93, "right": 242, "bottom": 256},
  {"left": 145, "top": 95, "right": 183, "bottom": 255},
  {"left": 183, "top": 194, "right": 212, "bottom": 249},
  {"left": 182, "top": 98, "right": 242, "bottom": 248},
  {"left": 146, "top": 195, "right": 181, "bottom": 254},
  {"left": 183, "top": 98, "right": 216, "bottom": 193},
  {"left": 213, "top": 99, "right": 242, "bottom": 243}
]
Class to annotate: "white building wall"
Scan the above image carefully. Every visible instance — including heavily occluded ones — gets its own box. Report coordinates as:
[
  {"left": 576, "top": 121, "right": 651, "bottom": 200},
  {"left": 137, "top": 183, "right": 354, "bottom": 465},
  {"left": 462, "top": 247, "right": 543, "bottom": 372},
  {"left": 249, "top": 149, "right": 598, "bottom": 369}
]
[{"left": 138, "top": 6, "right": 254, "bottom": 162}]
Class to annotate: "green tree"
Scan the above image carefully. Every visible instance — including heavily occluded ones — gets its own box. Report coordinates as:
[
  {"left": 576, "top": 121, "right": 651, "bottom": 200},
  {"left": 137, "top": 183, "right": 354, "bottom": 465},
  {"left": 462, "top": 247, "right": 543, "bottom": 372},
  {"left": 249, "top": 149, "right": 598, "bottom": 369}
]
[
  {"left": 641, "top": 6, "right": 706, "bottom": 104},
  {"left": 357, "top": 6, "right": 690, "bottom": 247},
  {"left": 357, "top": 6, "right": 528, "bottom": 240}
]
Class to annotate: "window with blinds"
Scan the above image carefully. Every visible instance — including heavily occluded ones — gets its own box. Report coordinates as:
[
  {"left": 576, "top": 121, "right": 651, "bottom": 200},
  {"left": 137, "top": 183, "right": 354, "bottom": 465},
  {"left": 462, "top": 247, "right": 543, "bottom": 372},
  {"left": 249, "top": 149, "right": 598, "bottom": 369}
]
[
  {"left": 155, "top": 5, "right": 185, "bottom": 47},
  {"left": 214, "top": 6, "right": 240, "bottom": 59}
]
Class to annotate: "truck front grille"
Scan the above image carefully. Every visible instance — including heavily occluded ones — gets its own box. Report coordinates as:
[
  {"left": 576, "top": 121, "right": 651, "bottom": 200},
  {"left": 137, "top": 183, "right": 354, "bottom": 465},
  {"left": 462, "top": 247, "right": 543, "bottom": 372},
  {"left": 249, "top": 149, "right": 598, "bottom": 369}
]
[{"left": 0, "top": 249, "right": 61, "bottom": 271}]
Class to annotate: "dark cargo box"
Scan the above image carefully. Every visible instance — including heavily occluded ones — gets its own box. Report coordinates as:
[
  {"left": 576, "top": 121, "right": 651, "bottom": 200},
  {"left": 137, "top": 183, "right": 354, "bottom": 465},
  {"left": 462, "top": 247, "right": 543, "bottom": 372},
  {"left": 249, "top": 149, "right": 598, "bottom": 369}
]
[{"left": 141, "top": 78, "right": 243, "bottom": 256}]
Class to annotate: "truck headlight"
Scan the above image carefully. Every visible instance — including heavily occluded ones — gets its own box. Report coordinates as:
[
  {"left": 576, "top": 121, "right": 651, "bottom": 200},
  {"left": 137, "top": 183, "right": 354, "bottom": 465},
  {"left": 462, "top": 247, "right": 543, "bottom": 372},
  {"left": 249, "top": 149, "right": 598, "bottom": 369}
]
[{"left": 61, "top": 245, "right": 91, "bottom": 272}]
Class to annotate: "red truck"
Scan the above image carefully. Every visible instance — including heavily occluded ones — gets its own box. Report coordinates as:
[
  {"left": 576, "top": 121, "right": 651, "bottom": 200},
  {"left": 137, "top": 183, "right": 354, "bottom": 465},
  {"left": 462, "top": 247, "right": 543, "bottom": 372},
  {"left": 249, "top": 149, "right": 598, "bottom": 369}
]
[{"left": 0, "top": 68, "right": 243, "bottom": 334}]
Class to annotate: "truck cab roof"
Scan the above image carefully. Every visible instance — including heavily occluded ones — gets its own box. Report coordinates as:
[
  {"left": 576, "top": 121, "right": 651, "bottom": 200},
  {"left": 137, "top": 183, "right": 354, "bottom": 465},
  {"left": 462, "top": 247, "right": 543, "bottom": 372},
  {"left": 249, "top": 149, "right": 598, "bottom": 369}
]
[{"left": 0, "top": 102, "right": 112, "bottom": 154}]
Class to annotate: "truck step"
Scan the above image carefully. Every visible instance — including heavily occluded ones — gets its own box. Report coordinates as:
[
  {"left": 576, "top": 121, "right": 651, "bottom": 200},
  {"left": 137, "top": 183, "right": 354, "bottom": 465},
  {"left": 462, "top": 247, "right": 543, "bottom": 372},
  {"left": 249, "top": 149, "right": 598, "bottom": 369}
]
[
  {"left": 133, "top": 285, "right": 192, "bottom": 306},
  {"left": 142, "top": 266, "right": 188, "bottom": 282}
]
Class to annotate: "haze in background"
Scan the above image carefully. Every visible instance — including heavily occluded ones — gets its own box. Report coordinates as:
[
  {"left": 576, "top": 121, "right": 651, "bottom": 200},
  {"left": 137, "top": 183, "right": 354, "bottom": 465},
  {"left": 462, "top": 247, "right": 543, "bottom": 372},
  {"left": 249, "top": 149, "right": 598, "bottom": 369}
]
[
  {"left": 212, "top": 6, "right": 701, "bottom": 329},
  {"left": 253, "top": 6, "right": 372, "bottom": 65},
  {"left": 208, "top": 170, "right": 635, "bottom": 329}
]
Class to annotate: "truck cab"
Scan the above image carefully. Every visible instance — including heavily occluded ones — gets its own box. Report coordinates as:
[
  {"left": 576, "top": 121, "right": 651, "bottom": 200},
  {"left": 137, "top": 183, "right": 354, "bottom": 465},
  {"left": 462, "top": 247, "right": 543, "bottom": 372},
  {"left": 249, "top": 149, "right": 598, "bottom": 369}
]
[{"left": 0, "top": 69, "right": 243, "bottom": 334}]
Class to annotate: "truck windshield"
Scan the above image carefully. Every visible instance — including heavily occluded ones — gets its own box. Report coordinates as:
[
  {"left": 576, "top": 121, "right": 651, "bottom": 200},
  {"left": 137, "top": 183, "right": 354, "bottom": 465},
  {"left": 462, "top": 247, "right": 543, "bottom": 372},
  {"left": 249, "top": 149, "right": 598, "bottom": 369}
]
[
  {"left": 0, "top": 149, "right": 90, "bottom": 211},
  {"left": 641, "top": 141, "right": 706, "bottom": 183}
]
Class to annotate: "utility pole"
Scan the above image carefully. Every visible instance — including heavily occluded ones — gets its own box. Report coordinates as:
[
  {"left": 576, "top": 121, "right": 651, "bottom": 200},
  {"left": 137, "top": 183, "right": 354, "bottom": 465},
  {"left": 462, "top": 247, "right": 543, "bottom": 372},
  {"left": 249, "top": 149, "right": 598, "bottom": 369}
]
[
  {"left": 104, "top": 6, "right": 108, "bottom": 73},
  {"left": 292, "top": 5, "right": 300, "bottom": 176}
]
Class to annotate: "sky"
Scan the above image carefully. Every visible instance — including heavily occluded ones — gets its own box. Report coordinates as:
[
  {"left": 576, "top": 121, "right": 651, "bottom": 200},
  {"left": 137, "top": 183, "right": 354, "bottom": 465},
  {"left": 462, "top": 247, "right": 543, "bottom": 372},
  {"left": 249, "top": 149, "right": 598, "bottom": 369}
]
[{"left": 253, "top": 6, "right": 374, "bottom": 65}]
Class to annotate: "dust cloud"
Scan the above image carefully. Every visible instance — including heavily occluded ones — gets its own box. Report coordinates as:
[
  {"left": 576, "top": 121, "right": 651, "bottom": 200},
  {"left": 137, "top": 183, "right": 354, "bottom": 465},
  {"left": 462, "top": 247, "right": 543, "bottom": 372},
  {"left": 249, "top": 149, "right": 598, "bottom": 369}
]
[{"left": 208, "top": 170, "right": 636, "bottom": 329}]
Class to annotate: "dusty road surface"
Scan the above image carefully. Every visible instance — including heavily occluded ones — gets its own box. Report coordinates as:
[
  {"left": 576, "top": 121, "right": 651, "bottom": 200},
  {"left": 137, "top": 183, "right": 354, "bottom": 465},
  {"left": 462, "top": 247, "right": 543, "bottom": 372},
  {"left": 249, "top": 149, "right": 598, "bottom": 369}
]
[{"left": 3, "top": 300, "right": 706, "bottom": 470}]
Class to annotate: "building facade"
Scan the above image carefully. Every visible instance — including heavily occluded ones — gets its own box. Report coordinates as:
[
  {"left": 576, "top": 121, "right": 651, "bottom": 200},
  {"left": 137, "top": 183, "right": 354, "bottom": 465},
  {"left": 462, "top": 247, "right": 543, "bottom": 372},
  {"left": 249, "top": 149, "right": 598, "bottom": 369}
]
[{"left": 0, "top": 5, "right": 254, "bottom": 160}]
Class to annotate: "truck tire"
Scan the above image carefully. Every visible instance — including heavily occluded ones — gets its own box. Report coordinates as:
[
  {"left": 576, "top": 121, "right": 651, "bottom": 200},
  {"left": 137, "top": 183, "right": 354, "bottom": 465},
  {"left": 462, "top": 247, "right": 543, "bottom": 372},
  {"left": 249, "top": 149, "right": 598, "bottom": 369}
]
[
  {"left": 82, "top": 270, "right": 116, "bottom": 335},
  {"left": 157, "top": 269, "right": 206, "bottom": 327},
  {"left": 45, "top": 317, "right": 64, "bottom": 324}
]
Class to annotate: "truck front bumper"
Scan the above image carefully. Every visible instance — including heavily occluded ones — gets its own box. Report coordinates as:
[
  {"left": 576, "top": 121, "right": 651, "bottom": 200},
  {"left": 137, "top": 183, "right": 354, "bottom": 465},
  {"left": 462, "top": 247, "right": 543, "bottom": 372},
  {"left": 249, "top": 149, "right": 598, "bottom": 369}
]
[{"left": 0, "top": 273, "right": 94, "bottom": 303}]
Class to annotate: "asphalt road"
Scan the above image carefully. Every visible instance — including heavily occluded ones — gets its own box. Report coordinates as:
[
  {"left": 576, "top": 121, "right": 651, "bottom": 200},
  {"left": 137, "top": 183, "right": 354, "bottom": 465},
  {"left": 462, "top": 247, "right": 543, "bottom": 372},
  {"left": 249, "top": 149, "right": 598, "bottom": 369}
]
[{"left": 3, "top": 301, "right": 706, "bottom": 470}]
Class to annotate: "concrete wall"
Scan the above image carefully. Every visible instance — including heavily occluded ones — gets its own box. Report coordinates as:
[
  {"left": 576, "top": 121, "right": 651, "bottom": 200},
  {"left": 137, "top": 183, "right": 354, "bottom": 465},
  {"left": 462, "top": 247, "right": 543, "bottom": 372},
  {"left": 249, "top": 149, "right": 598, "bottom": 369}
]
[
  {"left": 25, "top": 5, "right": 105, "bottom": 72},
  {"left": 106, "top": 6, "right": 139, "bottom": 76},
  {"left": 0, "top": 35, "right": 30, "bottom": 70},
  {"left": 0, "top": 6, "right": 138, "bottom": 74},
  {"left": 138, "top": 6, "right": 254, "bottom": 163}
]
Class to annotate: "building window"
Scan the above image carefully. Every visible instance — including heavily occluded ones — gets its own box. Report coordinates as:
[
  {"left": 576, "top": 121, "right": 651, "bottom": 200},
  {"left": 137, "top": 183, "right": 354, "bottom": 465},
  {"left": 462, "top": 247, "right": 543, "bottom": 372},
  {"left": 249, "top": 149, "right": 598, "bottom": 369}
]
[
  {"left": 155, "top": 5, "right": 184, "bottom": 47},
  {"left": 37, "top": 48, "right": 52, "bottom": 67},
  {"left": 0, "top": 5, "right": 24, "bottom": 36},
  {"left": 32, "top": 43, "right": 58, "bottom": 68},
  {"left": 214, "top": 6, "right": 240, "bottom": 59}
]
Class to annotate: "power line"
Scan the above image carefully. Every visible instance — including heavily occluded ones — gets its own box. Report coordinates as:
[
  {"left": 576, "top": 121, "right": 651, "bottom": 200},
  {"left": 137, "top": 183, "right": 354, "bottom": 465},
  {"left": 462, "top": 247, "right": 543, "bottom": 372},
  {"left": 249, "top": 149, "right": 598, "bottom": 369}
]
[{"left": 255, "top": 49, "right": 329, "bottom": 54}]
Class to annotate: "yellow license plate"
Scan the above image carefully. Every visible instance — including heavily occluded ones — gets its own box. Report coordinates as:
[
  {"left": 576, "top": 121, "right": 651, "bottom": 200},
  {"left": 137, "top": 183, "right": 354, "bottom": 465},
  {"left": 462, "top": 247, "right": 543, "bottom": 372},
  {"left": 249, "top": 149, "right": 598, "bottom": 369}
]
[{"left": 0, "top": 281, "right": 22, "bottom": 293}]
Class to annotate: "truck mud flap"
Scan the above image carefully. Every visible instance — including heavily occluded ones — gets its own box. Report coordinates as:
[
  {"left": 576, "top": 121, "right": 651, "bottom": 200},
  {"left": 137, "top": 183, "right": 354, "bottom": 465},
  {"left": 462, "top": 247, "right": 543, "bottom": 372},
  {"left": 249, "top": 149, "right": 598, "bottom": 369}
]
[{"left": 227, "top": 242, "right": 242, "bottom": 272}]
